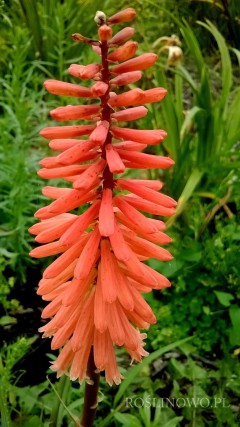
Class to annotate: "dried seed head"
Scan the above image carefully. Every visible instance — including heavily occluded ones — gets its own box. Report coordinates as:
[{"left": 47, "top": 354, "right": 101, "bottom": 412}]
[
  {"left": 167, "top": 46, "right": 183, "bottom": 66},
  {"left": 94, "top": 11, "right": 107, "bottom": 26}
]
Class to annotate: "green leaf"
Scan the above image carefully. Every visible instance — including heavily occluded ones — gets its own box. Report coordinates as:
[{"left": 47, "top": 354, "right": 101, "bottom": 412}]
[
  {"left": 18, "top": 0, "right": 43, "bottom": 57},
  {"left": 166, "top": 169, "right": 203, "bottom": 226},
  {"left": 231, "top": 48, "right": 240, "bottom": 67},
  {"left": 164, "top": 417, "right": 184, "bottom": 427},
  {"left": 229, "top": 305, "right": 240, "bottom": 346},
  {"left": 214, "top": 291, "right": 234, "bottom": 307},
  {"left": 17, "top": 415, "right": 41, "bottom": 427},
  {"left": 180, "top": 106, "right": 202, "bottom": 142},
  {"left": 0, "top": 316, "right": 17, "bottom": 326},
  {"left": 114, "top": 412, "right": 142, "bottom": 427},
  {"left": 198, "top": 20, "right": 232, "bottom": 111}
]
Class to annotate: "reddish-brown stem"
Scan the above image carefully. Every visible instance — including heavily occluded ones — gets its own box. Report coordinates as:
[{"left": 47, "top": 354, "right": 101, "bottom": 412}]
[
  {"left": 100, "top": 40, "right": 115, "bottom": 189},
  {"left": 80, "top": 33, "right": 113, "bottom": 427},
  {"left": 81, "top": 347, "right": 100, "bottom": 427}
]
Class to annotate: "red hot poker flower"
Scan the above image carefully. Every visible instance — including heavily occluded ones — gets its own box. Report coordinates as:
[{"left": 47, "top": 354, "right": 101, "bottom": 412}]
[{"left": 30, "top": 8, "right": 177, "bottom": 388}]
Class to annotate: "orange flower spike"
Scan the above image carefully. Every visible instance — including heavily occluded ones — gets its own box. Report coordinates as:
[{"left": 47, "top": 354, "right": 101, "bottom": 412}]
[
  {"left": 31, "top": 6, "right": 177, "bottom": 397},
  {"left": 108, "top": 8, "right": 137, "bottom": 24}
]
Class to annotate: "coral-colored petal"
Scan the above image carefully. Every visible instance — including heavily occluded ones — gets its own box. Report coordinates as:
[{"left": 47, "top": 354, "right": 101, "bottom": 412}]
[
  {"left": 44, "top": 80, "right": 93, "bottom": 98},
  {"left": 111, "top": 127, "right": 167, "bottom": 145},
  {"left": 116, "top": 149, "right": 174, "bottom": 168},
  {"left": 123, "top": 194, "right": 176, "bottom": 216},
  {"left": 37, "top": 260, "right": 77, "bottom": 296},
  {"left": 99, "top": 189, "right": 115, "bottom": 236},
  {"left": 43, "top": 234, "right": 89, "bottom": 279},
  {"left": 100, "top": 240, "right": 118, "bottom": 303},
  {"left": 110, "top": 71, "right": 142, "bottom": 87},
  {"left": 50, "top": 104, "right": 100, "bottom": 121},
  {"left": 113, "top": 140, "right": 147, "bottom": 151},
  {"left": 112, "top": 106, "right": 147, "bottom": 122},
  {"left": 108, "top": 27, "right": 135, "bottom": 46},
  {"left": 111, "top": 53, "right": 157, "bottom": 74},
  {"left": 89, "top": 120, "right": 109, "bottom": 145},
  {"left": 56, "top": 140, "right": 98, "bottom": 166},
  {"left": 68, "top": 63, "right": 102, "bottom": 80},
  {"left": 74, "top": 226, "right": 101, "bottom": 280},
  {"left": 40, "top": 125, "right": 95, "bottom": 140},
  {"left": 29, "top": 241, "right": 68, "bottom": 258},
  {"left": 38, "top": 165, "right": 88, "bottom": 179},
  {"left": 91, "top": 81, "right": 109, "bottom": 96},
  {"left": 73, "top": 158, "right": 106, "bottom": 190},
  {"left": 71, "top": 289, "right": 95, "bottom": 351},
  {"left": 114, "top": 196, "right": 160, "bottom": 234},
  {"left": 108, "top": 88, "right": 144, "bottom": 107},
  {"left": 117, "top": 179, "right": 177, "bottom": 208},
  {"left": 108, "top": 8, "right": 136, "bottom": 24},
  {"left": 108, "top": 41, "right": 138, "bottom": 62},
  {"left": 105, "top": 144, "right": 126, "bottom": 174},
  {"left": 60, "top": 200, "right": 101, "bottom": 245},
  {"left": 94, "top": 265, "right": 108, "bottom": 333}
]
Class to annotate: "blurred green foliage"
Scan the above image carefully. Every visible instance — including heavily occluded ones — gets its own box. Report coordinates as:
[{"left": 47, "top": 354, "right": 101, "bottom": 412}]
[{"left": 0, "top": 0, "right": 239, "bottom": 426}]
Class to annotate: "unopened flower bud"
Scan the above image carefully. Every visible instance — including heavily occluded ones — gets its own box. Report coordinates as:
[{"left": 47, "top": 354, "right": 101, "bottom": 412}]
[
  {"left": 108, "top": 27, "right": 135, "bottom": 46},
  {"left": 98, "top": 24, "right": 112, "bottom": 41},
  {"left": 91, "top": 81, "right": 108, "bottom": 97},
  {"left": 108, "top": 8, "right": 136, "bottom": 24}
]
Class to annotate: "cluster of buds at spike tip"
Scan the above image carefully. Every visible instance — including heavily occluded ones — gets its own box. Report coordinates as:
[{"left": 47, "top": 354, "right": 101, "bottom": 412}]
[{"left": 30, "top": 7, "right": 177, "bottom": 386}]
